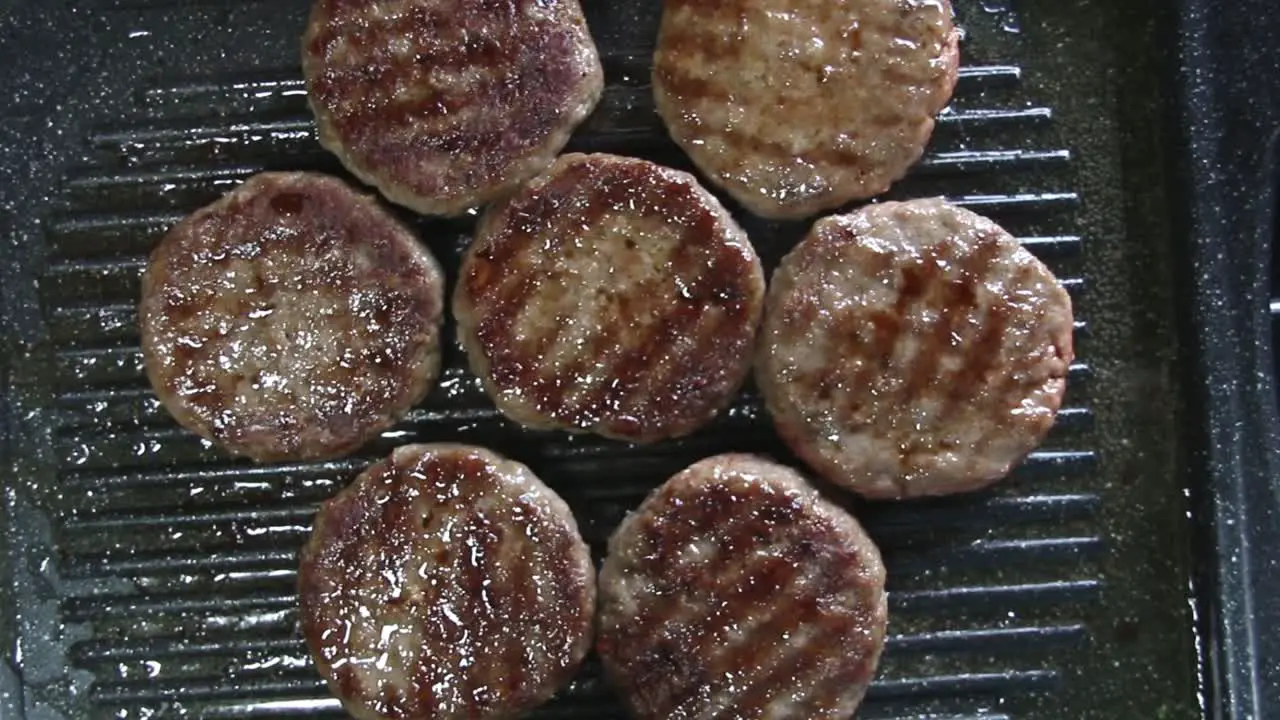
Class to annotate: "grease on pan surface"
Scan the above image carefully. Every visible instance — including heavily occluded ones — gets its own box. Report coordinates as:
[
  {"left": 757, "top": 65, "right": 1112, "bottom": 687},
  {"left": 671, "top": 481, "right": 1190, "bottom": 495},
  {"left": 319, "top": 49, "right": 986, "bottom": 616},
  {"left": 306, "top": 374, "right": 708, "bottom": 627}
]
[{"left": 16, "top": 0, "right": 1188, "bottom": 717}]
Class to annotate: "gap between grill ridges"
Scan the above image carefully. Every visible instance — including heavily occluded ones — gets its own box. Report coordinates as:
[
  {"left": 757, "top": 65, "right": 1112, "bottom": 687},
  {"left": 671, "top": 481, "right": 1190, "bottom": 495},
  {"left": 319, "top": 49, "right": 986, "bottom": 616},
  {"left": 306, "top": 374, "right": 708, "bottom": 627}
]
[
  {"left": 108, "top": 696, "right": 1012, "bottom": 720},
  {"left": 50, "top": 400, "right": 1094, "bottom": 445},
  {"left": 64, "top": 146, "right": 1070, "bottom": 193},
  {"left": 48, "top": 358, "right": 1091, "bottom": 411},
  {"left": 892, "top": 579, "right": 1101, "bottom": 611},
  {"left": 60, "top": 535, "right": 1100, "bottom": 582},
  {"left": 65, "top": 578, "right": 1097, "bottom": 620},
  {"left": 42, "top": 191, "right": 1080, "bottom": 242},
  {"left": 68, "top": 624, "right": 1084, "bottom": 665},
  {"left": 41, "top": 242, "right": 1091, "bottom": 279},
  {"left": 85, "top": 668, "right": 1055, "bottom": 705},
  {"left": 83, "top": 102, "right": 1052, "bottom": 158},
  {"left": 129, "top": 63, "right": 1024, "bottom": 111},
  {"left": 916, "top": 148, "right": 1071, "bottom": 171},
  {"left": 864, "top": 670, "right": 1058, "bottom": 700},
  {"left": 137, "top": 64, "right": 1022, "bottom": 103},
  {"left": 50, "top": 445, "right": 1097, "bottom": 497}
]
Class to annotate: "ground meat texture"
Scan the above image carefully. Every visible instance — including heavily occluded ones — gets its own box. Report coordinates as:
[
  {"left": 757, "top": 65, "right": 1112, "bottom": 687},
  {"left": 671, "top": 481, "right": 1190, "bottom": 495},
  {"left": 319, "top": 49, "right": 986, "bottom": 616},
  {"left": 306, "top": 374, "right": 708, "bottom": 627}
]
[
  {"left": 299, "top": 443, "right": 596, "bottom": 720},
  {"left": 756, "top": 198, "right": 1076, "bottom": 499},
  {"left": 302, "top": 0, "right": 603, "bottom": 217},
  {"left": 597, "top": 453, "right": 888, "bottom": 720},
  {"left": 653, "top": 0, "right": 960, "bottom": 220},
  {"left": 454, "top": 153, "right": 766, "bottom": 443},
  {"left": 139, "top": 172, "right": 444, "bottom": 463}
]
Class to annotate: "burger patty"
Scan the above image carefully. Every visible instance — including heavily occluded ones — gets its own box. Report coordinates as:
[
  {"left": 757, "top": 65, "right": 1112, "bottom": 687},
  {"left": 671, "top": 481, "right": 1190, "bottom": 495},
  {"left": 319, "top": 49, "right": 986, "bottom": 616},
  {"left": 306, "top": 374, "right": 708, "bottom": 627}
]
[
  {"left": 299, "top": 443, "right": 596, "bottom": 720},
  {"left": 653, "top": 0, "right": 960, "bottom": 219},
  {"left": 139, "top": 172, "right": 444, "bottom": 463},
  {"left": 454, "top": 153, "right": 766, "bottom": 443},
  {"left": 302, "top": 0, "right": 603, "bottom": 217},
  {"left": 756, "top": 198, "right": 1075, "bottom": 499},
  {"left": 597, "top": 454, "right": 888, "bottom": 720}
]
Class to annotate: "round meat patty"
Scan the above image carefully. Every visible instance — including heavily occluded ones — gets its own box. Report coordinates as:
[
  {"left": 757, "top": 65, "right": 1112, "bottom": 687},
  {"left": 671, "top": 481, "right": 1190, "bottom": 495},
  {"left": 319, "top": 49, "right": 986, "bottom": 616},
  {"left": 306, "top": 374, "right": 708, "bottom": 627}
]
[
  {"left": 653, "top": 0, "right": 960, "bottom": 220},
  {"left": 140, "top": 172, "right": 444, "bottom": 463},
  {"left": 757, "top": 198, "right": 1075, "bottom": 499},
  {"left": 598, "top": 454, "right": 888, "bottom": 720},
  {"left": 454, "top": 153, "right": 766, "bottom": 443},
  {"left": 299, "top": 443, "right": 595, "bottom": 720},
  {"left": 302, "top": 0, "right": 604, "bottom": 217}
]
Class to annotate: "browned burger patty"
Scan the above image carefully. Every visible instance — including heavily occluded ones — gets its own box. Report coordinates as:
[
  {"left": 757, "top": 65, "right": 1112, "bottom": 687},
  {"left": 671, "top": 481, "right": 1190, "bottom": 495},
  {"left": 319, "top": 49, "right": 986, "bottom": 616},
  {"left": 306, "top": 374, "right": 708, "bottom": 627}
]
[
  {"left": 454, "top": 153, "right": 766, "bottom": 443},
  {"left": 653, "top": 0, "right": 960, "bottom": 220},
  {"left": 299, "top": 443, "right": 595, "bottom": 720},
  {"left": 597, "top": 454, "right": 888, "bottom": 720},
  {"left": 757, "top": 198, "right": 1075, "bottom": 499},
  {"left": 140, "top": 172, "right": 444, "bottom": 463},
  {"left": 302, "top": 0, "right": 604, "bottom": 217}
]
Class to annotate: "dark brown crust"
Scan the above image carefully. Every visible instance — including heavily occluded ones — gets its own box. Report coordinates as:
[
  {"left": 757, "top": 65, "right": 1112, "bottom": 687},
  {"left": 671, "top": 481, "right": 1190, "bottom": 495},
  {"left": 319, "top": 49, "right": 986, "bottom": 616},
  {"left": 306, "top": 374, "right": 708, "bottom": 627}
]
[
  {"left": 597, "top": 454, "right": 888, "bottom": 720},
  {"left": 653, "top": 0, "right": 960, "bottom": 219},
  {"left": 454, "top": 153, "right": 766, "bottom": 443},
  {"left": 302, "top": 0, "right": 604, "bottom": 217},
  {"left": 756, "top": 198, "right": 1075, "bottom": 499},
  {"left": 299, "top": 443, "right": 596, "bottom": 720},
  {"left": 139, "top": 172, "right": 444, "bottom": 463}
]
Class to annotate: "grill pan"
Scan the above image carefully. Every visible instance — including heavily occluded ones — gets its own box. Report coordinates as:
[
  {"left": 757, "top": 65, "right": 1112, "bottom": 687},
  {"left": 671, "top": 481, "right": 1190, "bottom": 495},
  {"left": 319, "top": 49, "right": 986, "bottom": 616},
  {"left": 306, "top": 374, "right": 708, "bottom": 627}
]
[{"left": 1, "top": 0, "right": 1270, "bottom": 718}]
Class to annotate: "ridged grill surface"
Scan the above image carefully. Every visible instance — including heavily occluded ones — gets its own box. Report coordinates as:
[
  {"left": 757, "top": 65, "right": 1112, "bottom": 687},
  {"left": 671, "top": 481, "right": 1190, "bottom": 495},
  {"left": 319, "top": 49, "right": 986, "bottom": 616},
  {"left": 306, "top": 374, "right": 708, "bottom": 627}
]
[{"left": 28, "top": 2, "right": 1108, "bottom": 719}]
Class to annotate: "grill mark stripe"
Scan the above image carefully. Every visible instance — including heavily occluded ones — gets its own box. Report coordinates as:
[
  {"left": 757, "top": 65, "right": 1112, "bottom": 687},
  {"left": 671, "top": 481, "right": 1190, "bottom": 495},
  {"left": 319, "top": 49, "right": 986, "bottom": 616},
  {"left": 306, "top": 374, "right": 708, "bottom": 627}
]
[
  {"left": 624, "top": 490, "right": 812, "bottom": 718},
  {"left": 468, "top": 164, "right": 599, "bottom": 401},
  {"left": 618, "top": 308, "right": 719, "bottom": 425},
  {"left": 565, "top": 176, "right": 720, "bottom": 431},
  {"left": 613, "top": 214, "right": 710, "bottom": 404},
  {"left": 617, "top": 487, "right": 782, "bottom": 659},
  {"left": 586, "top": 292, "right": 708, "bottom": 433},
  {"left": 505, "top": 518, "right": 538, "bottom": 704},
  {"left": 474, "top": 276, "right": 539, "bottom": 385},
  {"left": 628, "top": 235, "right": 759, "bottom": 423},
  {"left": 977, "top": 261, "right": 1055, "bottom": 423},
  {"left": 553, "top": 313, "right": 625, "bottom": 427},
  {"left": 655, "top": 68, "right": 732, "bottom": 106},
  {"left": 714, "top": 553, "right": 866, "bottom": 718},
  {"left": 318, "top": 7, "right": 538, "bottom": 130},
  {"left": 655, "top": 554, "right": 810, "bottom": 719},
  {"left": 384, "top": 467, "right": 439, "bottom": 716},
  {"left": 451, "top": 478, "right": 490, "bottom": 711},
  {"left": 712, "top": 586, "right": 827, "bottom": 714}
]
